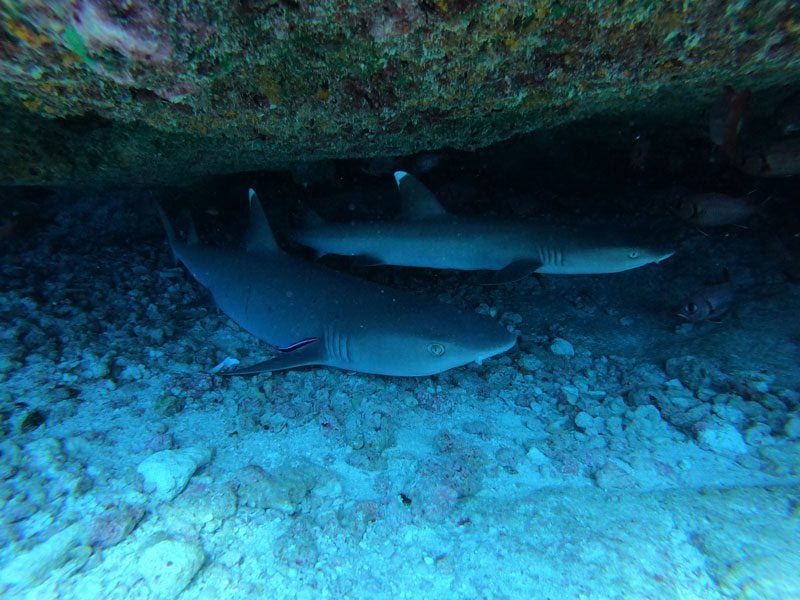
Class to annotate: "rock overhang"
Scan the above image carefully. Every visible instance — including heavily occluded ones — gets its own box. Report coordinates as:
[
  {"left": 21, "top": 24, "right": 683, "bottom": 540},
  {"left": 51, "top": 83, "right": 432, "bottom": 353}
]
[{"left": 0, "top": 0, "right": 799, "bottom": 186}]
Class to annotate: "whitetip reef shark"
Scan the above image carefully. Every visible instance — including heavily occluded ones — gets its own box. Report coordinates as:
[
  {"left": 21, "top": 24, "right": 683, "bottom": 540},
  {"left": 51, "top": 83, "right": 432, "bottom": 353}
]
[
  {"left": 158, "top": 189, "right": 517, "bottom": 376},
  {"left": 293, "top": 172, "right": 675, "bottom": 283}
]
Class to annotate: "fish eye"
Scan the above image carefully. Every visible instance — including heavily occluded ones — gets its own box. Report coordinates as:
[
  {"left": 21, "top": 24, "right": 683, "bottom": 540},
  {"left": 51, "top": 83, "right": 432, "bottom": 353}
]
[
  {"left": 427, "top": 343, "right": 445, "bottom": 356},
  {"left": 685, "top": 302, "right": 698, "bottom": 314},
  {"left": 628, "top": 250, "right": 640, "bottom": 259}
]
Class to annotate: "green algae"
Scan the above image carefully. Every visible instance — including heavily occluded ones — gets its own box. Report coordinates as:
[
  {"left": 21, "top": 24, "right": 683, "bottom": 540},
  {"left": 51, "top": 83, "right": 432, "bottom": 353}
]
[{"left": 62, "top": 26, "right": 92, "bottom": 65}]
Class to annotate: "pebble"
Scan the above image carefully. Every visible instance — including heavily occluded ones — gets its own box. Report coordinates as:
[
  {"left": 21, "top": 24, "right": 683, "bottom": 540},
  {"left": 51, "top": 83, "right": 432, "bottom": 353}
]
[
  {"left": 137, "top": 447, "right": 212, "bottom": 502},
  {"left": 631, "top": 404, "right": 663, "bottom": 435},
  {"left": 138, "top": 537, "right": 205, "bottom": 599},
  {"left": 158, "top": 483, "right": 237, "bottom": 533},
  {"left": 0, "top": 440, "right": 22, "bottom": 480},
  {"left": 594, "top": 461, "right": 636, "bottom": 489},
  {"left": 519, "top": 353, "right": 545, "bottom": 372},
  {"left": 235, "top": 464, "right": 317, "bottom": 513},
  {"left": 549, "top": 338, "right": 575, "bottom": 357},
  {"left": 574, "top": 411, "right": 595, "bottom": 432},
  {"left": 744, "top": 423, "right": 775, "bottom": 447},
  {"left": 560, "top": 385, "right": 579, "bottom": 405},
  {"left": 0, "top": 522, "right": 86, "bottom": 587},
  {"left": 696, "top": 421, "right": 748, "bottom": 456},
  {"left": 526, "top": 446, "right": 549, "bottom": 465},
  {"left": 785, "top": 415, "right": 800, "bottom": 440}
]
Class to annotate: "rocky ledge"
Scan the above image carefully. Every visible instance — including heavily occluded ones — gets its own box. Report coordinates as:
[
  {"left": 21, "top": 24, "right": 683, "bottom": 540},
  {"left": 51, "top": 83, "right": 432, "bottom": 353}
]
[{"left": 1, "top": 1, "right": 799, "bottom": 186}]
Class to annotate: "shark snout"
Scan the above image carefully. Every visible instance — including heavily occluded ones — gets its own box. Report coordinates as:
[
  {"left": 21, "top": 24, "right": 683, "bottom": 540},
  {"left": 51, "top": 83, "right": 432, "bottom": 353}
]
[
  {"left": 655, "top": 250, "right": 675, "bottom": 264},
  {"left": 471, "top": 328, "right": 518, "bottom": 365}
]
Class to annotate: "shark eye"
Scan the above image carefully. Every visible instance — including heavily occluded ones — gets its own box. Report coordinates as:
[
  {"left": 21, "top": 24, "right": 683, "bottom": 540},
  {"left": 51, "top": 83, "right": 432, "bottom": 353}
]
[
  {"left": 628, "top": 250, "right": 640, "bottom": 259},
  {"left": 427, "top": 343, "right": 445, "bottom": 357}
]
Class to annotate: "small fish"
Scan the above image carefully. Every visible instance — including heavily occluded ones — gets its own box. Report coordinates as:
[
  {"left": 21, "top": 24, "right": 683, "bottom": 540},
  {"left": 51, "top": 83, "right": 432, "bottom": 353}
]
[
  {"left": 708, "top": 85, "right": 750, "bottom": 160},
  {"left": 677, "top": 192, "right": 758, "bottom": 227},
  {"left": 740, "top": 138, "right": 800, "bottom": 177},
  {"left": 677, "top": 273, "right": 735, "bottom": 323}
]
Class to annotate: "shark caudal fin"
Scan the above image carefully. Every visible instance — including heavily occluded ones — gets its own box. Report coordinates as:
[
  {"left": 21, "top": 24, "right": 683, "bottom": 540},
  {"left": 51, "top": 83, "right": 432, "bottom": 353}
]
[
  {"left": 245, "top": 188, "right": 280, "bottom": 254},
  {"left": 394, "top": 171, "right": 448, "bottom": 219}
]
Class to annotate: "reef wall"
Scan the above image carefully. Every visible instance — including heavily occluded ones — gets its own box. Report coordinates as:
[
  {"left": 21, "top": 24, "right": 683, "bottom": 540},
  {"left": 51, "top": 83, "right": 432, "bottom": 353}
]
[{"left": 1, "top": 1, "right": 799, "bottom": 186}]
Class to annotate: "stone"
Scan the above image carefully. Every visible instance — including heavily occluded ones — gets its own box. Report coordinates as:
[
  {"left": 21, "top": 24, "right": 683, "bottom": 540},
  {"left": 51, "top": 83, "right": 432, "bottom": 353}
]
[
  {"left": 784, "top": 415, "right": 800, "bottom": 440},
  {"left": 153, "top": 395, "right": 185, "bottom": 417},
  {"left": 137, "top": 447, "right": 212, "bottom": 502},
  {"left": 138, "top": 538, "right": 205, "bottom": 599},
  {"left": 549, "top": 338, "right": 575, "bottom": 357},
  {"left": 696, "top": 421, "right": 748, "bottom": 456},
  {"left": 744, "top": 423, "right": 775, "bottom": 447},
  {"left": 560, "top": 384, "right": 579, "bottom": 405},
  {"left": 235, "top": 464, "right": 317, "bottom": 514},
  {"left": 0, "top": 522, "right": 86, "bottom": 587},
  {"left": 631, "top": 404, "right": 663, "bottom": 435},
  {"left": 574, "top": 411, "right": 595, "bottom": 432},
  {"left": 526, "top": 446, "right": 549, "bottom": 465}
]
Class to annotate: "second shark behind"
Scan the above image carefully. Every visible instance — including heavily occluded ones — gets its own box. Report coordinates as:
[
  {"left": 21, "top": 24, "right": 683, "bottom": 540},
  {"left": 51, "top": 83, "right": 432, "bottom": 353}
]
[{"left": 293, "top": 172, "right": 675, "bottom": 283}]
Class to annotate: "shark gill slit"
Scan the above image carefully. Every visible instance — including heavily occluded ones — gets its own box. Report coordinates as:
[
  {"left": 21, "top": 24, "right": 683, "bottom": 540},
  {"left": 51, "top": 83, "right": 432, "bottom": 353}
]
[
  {"left": 542, "top": 247, "right": 556, "bottom": 266},
  {"left": 325, "top": 325, "right": 351, "bottom": 363}
]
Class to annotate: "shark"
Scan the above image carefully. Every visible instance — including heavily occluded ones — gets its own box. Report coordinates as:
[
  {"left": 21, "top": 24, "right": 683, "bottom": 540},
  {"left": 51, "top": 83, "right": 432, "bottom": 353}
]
[
  {"left": 292, "top": 172, "right": 675, "bottom": 283},
  {"left": 158, "top": 189, "right": 517, "bottom": 377}
]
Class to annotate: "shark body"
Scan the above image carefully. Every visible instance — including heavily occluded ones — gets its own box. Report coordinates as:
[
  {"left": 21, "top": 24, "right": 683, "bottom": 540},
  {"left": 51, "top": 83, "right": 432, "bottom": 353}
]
[
  {"left": 159, "top": 190, "right": 516, "bottom": 377},
  {"left": 293, "top": 172, "right": 675, "bottom": 282}
]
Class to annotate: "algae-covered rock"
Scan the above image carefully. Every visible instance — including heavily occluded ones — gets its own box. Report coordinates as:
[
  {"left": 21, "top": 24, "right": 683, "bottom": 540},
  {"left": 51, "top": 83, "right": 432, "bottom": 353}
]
[{"left": 1, "top": 1, "right": 799, "bottom": 185}]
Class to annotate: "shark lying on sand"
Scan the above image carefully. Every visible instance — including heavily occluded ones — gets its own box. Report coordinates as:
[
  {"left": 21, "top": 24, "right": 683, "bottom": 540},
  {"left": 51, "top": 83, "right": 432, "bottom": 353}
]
[
  {"left": 158, "top": 189, "right": 516, "bottom": 376},
  {"left": 293, "top": 172, "right": 675, "bottom": 283}
]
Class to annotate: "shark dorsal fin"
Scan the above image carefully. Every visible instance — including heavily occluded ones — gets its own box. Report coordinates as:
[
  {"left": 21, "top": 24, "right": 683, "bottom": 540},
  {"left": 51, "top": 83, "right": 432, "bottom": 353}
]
[
  {"left": 394, "top": 171, "right": 447, "bottom": 220},
  {"left": 246, "top": 188, "right": 280, "bottom": 254}
]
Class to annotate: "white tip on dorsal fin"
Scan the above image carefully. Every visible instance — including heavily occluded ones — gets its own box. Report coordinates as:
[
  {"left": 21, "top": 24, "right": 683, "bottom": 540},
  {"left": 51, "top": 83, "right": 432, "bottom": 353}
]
[
  {"left": 394, "top": 171, "right": 447, "bottom": 220},
  {"left": 246, "top": 188, "right": 280, "bottom": 254}
]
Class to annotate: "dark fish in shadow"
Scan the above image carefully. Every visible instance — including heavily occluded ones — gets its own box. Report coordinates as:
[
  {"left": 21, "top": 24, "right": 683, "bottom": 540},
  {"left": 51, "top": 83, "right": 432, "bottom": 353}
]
[
  {"left": 677, "top": 192, "right": 761, "bottom": 228},
  {"left": 740, "top": 138, "right": 800, "bottom": 178},
  {"left": 677, "top": 271, "right": 735, "bottom": 323}
]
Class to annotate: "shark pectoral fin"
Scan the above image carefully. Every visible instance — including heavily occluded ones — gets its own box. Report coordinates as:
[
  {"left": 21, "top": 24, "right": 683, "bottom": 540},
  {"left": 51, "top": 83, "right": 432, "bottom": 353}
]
[
  {"left": 483, "top": 259, "right": 543, "bottom": 285},
  {"left": 351, "top": 254, "right": 384, "bottom": 268},
  {"left": 218, "top": 340, "right": 326, "bottom": 376}
]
